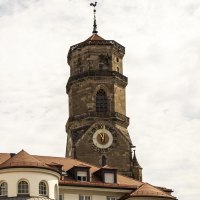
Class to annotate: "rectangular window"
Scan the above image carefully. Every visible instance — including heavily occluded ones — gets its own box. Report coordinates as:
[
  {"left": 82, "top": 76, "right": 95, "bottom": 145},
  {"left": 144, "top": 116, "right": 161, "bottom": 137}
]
[
  {"left": 79, "top": 195, "right": 91, "bottom": 200},
  {"left": 77, "top": 171, "right": 87, "bottom": 182},
  {"left": 107, "top": 197, "right": 117, "bottom": 200},
  {"left": 104, "top": 172, "right": 114, "bottom": 183},
  {"left": 59, "top": 194, "right": 63, "bottom": 200}
]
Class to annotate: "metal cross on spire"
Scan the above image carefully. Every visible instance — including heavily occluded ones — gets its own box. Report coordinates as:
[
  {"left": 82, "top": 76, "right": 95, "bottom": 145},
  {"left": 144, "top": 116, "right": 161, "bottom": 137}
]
[{"left": 90, "top": 2, "right": 98, "bottom": 34}]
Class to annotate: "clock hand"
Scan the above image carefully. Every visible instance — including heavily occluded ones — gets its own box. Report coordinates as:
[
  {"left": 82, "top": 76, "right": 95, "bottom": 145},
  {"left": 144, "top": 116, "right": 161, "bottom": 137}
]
[
  {"left": 101, "top": 133, "right": 105, "bottom": 142},
  {"left": 99, "top": 133, "right": 105, "bottom": 143}
]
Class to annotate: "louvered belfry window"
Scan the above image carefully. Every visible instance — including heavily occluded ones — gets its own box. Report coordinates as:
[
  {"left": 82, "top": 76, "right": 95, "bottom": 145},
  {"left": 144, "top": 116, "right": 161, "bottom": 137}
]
[{"left": 96, "top": 89, "right": 107, "bottom": 112}]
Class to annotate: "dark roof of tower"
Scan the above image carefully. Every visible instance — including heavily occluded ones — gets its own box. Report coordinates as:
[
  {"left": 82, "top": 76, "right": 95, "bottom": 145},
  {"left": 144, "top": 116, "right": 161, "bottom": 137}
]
[
  {"left": 85, "top": 33, "right": 105, "bottom": 41},
  {"left": 0, "top": 150, "right": 59, "bottom": 173},
  {"left": 67, "top": 34, "right": 125, "bottom": 63},
  {"left": 132, "top": 150, "right": 142, "bottom": 168}
]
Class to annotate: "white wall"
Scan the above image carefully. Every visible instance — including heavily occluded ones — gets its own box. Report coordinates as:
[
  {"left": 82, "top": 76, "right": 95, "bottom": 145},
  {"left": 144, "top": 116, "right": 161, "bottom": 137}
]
[
  {"left": 60, "top": 187, "right": 127, "bottom": 200},
  {"left": 0, "top": 168, "right": 59, "bottom": 199},
  {"left": 63, "top": 194, "right": 117, "bottom": 200},
  {"left": 127, "top": 197, "right": 174, "bottom": 200}
]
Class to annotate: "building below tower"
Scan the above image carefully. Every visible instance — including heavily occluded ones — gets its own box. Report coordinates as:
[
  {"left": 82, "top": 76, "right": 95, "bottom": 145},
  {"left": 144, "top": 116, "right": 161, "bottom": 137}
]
[{"left": 0, "top": 150, "right": 177, "bottom": 200}]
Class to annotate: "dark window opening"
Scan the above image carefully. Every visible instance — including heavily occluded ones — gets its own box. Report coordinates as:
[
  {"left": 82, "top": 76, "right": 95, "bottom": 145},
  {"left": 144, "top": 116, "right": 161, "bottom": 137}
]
[
  {"left": 89, "top": 66, "right": 92, "bottom": 70},
  {"left": 102, "top": 156, "right": 107, "bottom": 166},
  {"left": 96, "top": 89, "right": 108, "bottom": 112},
  {"left": 79, "top": 66, "right": 83, "bottom": 73},
  {"left": 99, "top": 63, "right": 104, "bottom": 70},
  {"left": 77, "top": 171, "right": 87, "bottom": 182}
]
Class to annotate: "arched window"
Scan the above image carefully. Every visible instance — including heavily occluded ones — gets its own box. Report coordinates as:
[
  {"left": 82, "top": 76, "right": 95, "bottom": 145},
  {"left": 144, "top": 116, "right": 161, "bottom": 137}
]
[
  {"left": 0, "top": 182, "right": 7, "bottom": 196},
  {"left": 39, "top": 181, "right": 48, "bottom": 196},
  {"left": 18, "top": 180, "right": 29, "bottom": 195},
  {"left": 96, "top": 89, "right": 108, "bottom": 112}
]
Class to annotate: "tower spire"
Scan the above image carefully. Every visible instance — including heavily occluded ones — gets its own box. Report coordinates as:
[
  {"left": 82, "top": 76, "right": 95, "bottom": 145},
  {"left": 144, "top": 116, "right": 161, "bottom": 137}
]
[
  {"left": 90, "top": 2, "right": 98, "bottom": 34},
  {"left": 132, "top": 149, "right": 141, "bottom": 167},
  {"left": 132, "top": 149, "right": 143, "bottom": 181}
]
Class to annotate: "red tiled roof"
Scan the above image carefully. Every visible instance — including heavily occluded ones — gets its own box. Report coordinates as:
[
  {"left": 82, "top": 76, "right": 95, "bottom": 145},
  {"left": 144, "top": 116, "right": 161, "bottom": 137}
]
[
  {"left": 129, "top": 183, "right": 176, "bottom": 199},
  {"left": 35, "top": 155, "right": 142, "bottom": 188},
  {"left": 0, "top": 150, "right": 57, "bottom": 173},
  {"left": 0, "top": 151, "right": 176, "bottom": 199},
  {"left": 0, "top": 153, "right": 10, "bottom": 165}
]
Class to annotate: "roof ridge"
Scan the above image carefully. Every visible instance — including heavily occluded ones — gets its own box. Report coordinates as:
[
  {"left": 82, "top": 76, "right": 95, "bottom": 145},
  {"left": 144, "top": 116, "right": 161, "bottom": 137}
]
[{"left": 35, "top": 155, "right": 100, "bottom": 169}]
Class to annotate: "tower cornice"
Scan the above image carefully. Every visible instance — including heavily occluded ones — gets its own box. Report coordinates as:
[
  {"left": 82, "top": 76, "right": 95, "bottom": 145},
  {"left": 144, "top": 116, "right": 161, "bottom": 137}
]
[
  {"left": 67, "top": 39, "right": 125, "bottom": 64},
  {"left": 66, "top": 111, "right": 130, "bottom": 130},
  {"left": 66, "top": 70, "right": 128, "bottom": 94}
]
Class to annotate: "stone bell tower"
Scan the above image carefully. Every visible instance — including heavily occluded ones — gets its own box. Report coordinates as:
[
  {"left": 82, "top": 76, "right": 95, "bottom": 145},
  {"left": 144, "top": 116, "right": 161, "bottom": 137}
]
[{"left": 65, "top": 2, "right": 142, "bottom": 180}]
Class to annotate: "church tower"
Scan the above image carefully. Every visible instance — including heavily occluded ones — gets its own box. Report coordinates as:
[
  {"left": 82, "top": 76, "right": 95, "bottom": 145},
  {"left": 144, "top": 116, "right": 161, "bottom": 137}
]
[{"left": 65, "top": 2, "right": 142, "bottom": 180}]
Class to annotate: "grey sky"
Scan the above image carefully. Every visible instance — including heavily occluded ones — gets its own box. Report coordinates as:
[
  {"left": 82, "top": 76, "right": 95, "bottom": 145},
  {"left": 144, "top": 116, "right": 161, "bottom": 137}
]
[{"left": 0, "top": 0, "right": 200, "bottom": 200}]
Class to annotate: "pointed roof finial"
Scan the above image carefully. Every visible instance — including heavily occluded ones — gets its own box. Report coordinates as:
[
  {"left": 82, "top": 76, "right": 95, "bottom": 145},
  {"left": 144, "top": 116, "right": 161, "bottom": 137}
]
[{"left": 90, "top": 2, "right": 98, "bottom": 34}]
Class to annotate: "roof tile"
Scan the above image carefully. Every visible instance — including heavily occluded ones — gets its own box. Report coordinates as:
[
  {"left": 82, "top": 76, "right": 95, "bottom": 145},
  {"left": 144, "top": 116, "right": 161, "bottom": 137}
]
[
  {"left": 0, "top": 150, "right": 54, "bottom": 172},
  {"left": 130, "top": 183, "right": 176, "bottom": 199}
]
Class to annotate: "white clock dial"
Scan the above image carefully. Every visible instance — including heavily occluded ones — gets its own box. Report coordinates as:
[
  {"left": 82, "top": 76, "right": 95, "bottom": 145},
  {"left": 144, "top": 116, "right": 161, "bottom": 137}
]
[{"left": 92, "top": 125, "right": 113, "bottom": 149}]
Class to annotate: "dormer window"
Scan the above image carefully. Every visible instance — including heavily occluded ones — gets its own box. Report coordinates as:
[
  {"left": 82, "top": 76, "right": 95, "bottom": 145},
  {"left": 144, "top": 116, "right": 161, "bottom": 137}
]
[
  {"left": 94, "top": 167, "right": 117, "bottom": 184},
  {"left": 67, "top": 165, "right": 90, "bottom": 182},
  {"left": 77, "top": 171, "right": 87, "bottom": 181},
  {"left": 104, "top": 172, "right": 114, "bottom": 183}
]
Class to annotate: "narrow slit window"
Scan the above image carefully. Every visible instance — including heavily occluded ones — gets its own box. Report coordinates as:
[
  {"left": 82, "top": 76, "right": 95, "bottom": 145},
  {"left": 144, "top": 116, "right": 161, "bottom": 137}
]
[{"left": 102, "top": 155, "right": 107, "bottom": 166}]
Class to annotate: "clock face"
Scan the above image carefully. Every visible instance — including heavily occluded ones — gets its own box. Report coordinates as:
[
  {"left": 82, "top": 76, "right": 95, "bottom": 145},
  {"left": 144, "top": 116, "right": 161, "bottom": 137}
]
[
  {"left": 93, "top": 127, "right": 113, "bottom": 149},
  {"left": 88, "top": 123, "right": 117, "bottom": 153}
]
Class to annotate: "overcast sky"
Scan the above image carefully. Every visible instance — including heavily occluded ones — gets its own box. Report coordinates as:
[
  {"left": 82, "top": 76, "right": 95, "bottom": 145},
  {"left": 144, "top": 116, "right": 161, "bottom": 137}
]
[{"left": 0, "top": 0, "right": 200, "bottom": 199}]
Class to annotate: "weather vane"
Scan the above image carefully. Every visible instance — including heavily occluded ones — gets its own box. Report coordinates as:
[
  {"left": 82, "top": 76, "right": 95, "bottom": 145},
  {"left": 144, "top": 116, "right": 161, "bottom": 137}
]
[{"left": 90, "top": 2, "right": 98, "bottom": 34}]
